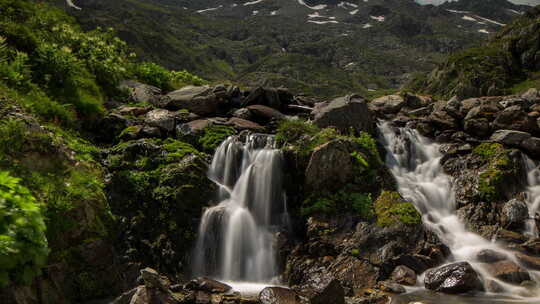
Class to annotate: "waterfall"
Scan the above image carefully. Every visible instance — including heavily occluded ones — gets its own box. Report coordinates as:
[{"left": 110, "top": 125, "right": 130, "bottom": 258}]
[
  {"left": 523, "top": 155, "right": 540, "bottom": 238},
  {"left": 193, "top": 134, "right": 288, "bottom": 284},
  {"left": 379, "top": 121, "right": 538, "bottom": 295}
]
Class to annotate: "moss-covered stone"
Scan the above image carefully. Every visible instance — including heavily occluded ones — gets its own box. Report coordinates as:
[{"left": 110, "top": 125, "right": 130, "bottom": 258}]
[
  {"left": 473, "top": 143, "right": 513, "bottom": 201},
  {"left": 374, "top": 191, "right": 421, "bottom": 227},
  {"left": 198, "top": 124, "right": 236, "bottom": 152}
]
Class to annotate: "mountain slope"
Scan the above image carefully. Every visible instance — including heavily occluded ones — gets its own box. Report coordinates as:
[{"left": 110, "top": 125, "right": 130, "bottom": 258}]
[
  {"left": 410, "top": 5, "right": 540, "bottom": 99},
  {"left": 51, "top": 0, "right": 526, "bottom": 97}
]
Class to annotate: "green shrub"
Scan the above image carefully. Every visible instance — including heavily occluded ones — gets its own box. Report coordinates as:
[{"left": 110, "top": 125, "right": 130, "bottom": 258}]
[
  {"left": 131, "top": 62, "right": 171, "bottom": 90},
  {"left": 198, "top": 125, "right": 236, "bottom": 152},
  {"left": 302, "top": 190, "right": 374, "bottom": 218},
  {"left": 473, "top": 143, "right": 511, "bottom": 201},
  {"left": 0, "top": 171, "right": 48, "bottom": 287}
]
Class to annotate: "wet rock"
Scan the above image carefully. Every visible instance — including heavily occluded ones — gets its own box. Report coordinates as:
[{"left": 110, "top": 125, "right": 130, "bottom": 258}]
[
  {"left": 522, "top": 137, "right": 540, "bottom": 157},
  {"left": 390, "top": 265, "right": 416, "bottom": 286},
  {"left": 298, "top": 270, "right": 345, "bottom": 304},
  {"left": 312, "top": 94, "right": 374, "bottom": 134},
  {"left": 328, "top": 256, "right": 379, "bottom": 295},
  {"left": 140, "top": 268, "right": 170, "bottom": 291},
  {"left": 490, "top": 130, "right": 531, "bottom": 146},
  {"left": 305, "top": 140, "right": 354, "bottom": 192},
  {"left": 232, "top": 108, "right": 253, "bottom": 120},
  {"left": 501, "top": 199, "right": 529, "bottom": 230},
  {"left": 184, "top": 277, "right": 232, "bottom": 293},
  {"left": 515, "top": 253, "right": 540, "bottom": 271},
  {"left": 424, "top": 262, "right": 484, "bottom": 294},
  {"left": 484, "top": 260, "right": 530, "bottom": 284},
  {"left": 119, "top": 80, "right": 162, "bottom": 104},
  {"left": 377, "top": 281, "right": 406, "bottom": 294},
  {"left": 227, "top": 117, "right": 265, "bottom": 131},
  {"left": 159, "top": 85, "right": 221, "bottom": 115},
  {"left": 495, "top": 229, "right": 528, "bottom": 244},
  {"left": 476, "top": 249, "right": 507, "bottom": 263},
  {"left": 247, "top": 104, "right": 286, "bottom": 120},
  {"left": 369, "top": 95, "right": 405, "bottom": 114},
  {"left": 259, "top": 287, "right": 301, "bottom": 304},
  {"left": 145, "top": 109, "right": 176, "bottom": 132}
]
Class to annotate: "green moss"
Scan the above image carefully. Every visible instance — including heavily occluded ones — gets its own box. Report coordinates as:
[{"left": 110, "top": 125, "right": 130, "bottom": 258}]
[
  {"left": 473, "top": 143, "right": 512, "bottom": 201},
  {"left": 375, "top": 191, "right": 421, "bottom": 227},
  {"left": 301, "top": 190, "right": 374, "bottom": 218},
  {"left": 163, "top": 138, "right": 200, "bottom": 162},
  {"left": 350, "top": 248, "right": 360, "bottom": 257},
  {"left": 198, "top": 125, "right": 236, "bottom": 152}
]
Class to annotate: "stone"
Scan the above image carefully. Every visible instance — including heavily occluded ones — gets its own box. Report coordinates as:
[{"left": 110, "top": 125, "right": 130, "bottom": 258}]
[
  {"left": 369, "top": 95, "right": 405, "bottom": 114},
  {"left": 521, "top": 137, "right": 540, "bottom": 157},
  {"left": 159, "top": 85, "right": 221, "bottom": 115},
  {"left": 242, "top": 87, "right": 291, "bottom": 110},
  {"left": 495, "top": 229, "right": 528, "bottom": 244},
  {"left": 259, "top": 287, "right": 301, "bottom": 304},
  {"left": 516, "top": 253, "right": 540, "bottom": 271},
  {"left": 476, "top": 249, "right": 507, "bottom": 263},
  {"left": 424, "top": 262, "right": 484, "bottom": 294},
  {"left": 145, "top": 109, "right": 176, "bottom": 132},
  {"left": 493, "top": 106, "right": 537, "bottom": 134},
  {"left": 403, "top": 93, "right": 432, "bottom": 109},
  {"left": 140, "top": 268, "right": 170, "bottom": 291},
  {"left": 227, "top": 117, "right": 265, "bottom": 131},
  {"left": 116, "top": 105, "right": 153, "bottom": 117},
  {"left": 484, "top": 260, "right": 530, "bottom": 284},
  {"left": 99, "top": 113, "right": 132, "bottom": 141},
  {"left": 247, "top": 104, "right": 286, "bottom": 120},
  {"left": 408, "top": 106, "right": 432, "bottom": 117},
  {"left": 119, "top": 80, "right": 162, "bottom": 104},
  {"left": 501, "top": 199, "right": 529, "bottom": 230},
  {"left": 490, "top": 130, "right": 531, "bottom": 146},
  {"left": 427, "top": 101, "right": 458, "bottom": 130},
  {"left": 298, "top": 271, "right": 345, "bottom": 304},
  {"left": 312, "top": 94, "right": 374, "bottom": 134},
  {"left": 522, "top": 88, "right": 540, "bottom": 102},
  {"left": 233, "top": 108, "right": 253, "bottom": 120},
  {"left": 390, "top": 265, "right": 416, "bottom": 286},
  {"left": 185, "top": 277, "right": 232, "bottom": 294},
  {"left": 377, "top": 281, "right": 406, "bottom": 294},
  {"left": 305, "top": 140, "right": 354, "bottom": 192},
  {"left": 176, "top": 119, "right": 212, "bottom": 137}
]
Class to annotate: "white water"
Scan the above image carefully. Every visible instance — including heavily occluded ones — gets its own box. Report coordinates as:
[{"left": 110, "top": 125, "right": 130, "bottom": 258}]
[
  {"left": 379, "top": 122, "right": 539, "bottom": 297},
  {"left": 192, "top": 134, "right": 288, "bottom": 290},
  {"left": 523, "top": 155, "right": 540, "bottom": 238}
]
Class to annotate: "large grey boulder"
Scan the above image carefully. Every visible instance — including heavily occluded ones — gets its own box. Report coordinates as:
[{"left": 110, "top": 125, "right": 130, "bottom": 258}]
[
  {"left": 424, "top": 262, "right": 484, "bottom": 294},
  {"left": 145, "top": 109, "right": 176, "bottom": 132},
  {"left": 119, "top": 80, "right": 162, "bottom": 104},
  {"left": 159, "top": 85, "right": 221, "bottom": 116},
  {"left": 312, "top": 94, "right": 374, "bottom": 134},
  {"left": 484, "top": 260, "right": 530, "bottom": 284},
  {"left": 390, "top": 265, "right": 416, "bottom": 286},
  {"left": 490, "top": 129, "right": 531, "bottom": 146},
  {"left": 369, "top": 95, "right": 405, "bottom": 114},
  {"left": 305, "top": 140, "right": 354, "bottom": 192},
  {"left": 501, "top": 198, "right": 529, "bottom": 230},
  {"left": 297, "top": 270, "right": 345, "bottom": 304}
]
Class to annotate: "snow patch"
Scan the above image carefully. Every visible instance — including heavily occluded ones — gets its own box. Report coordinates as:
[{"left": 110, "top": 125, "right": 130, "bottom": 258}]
[
  {"left": 370, "top": 15, "right": 385, "bottom": 22},
  {"left": 308, "top": 20, "right": 339, "bottom": 24},
  {"left": 478, "top": 29, "right": 490, "bottom": 34},
  {"left": 298, "top": 0, "right": 327, "bottom": 10},
  {"left": 363, "top": 23, "right": 373, "bottom": 28},
  {"left": 350, "top": 9, "right": 359, "bottom": 15},
  {"left": 244, "top": 0, "right": 264, "bottom": 5},
  {"left": 197, "top": 5, "right": 223, "bottom": 13},
  {"left": 462, "top": 15, "right": 476, "bottom": 22}
]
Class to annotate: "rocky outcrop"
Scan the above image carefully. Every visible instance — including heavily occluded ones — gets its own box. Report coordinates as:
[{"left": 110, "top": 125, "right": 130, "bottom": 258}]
[
  {"left": 424, "top": 262, "right": 484, "bottom": 294},
  {"left": 312, "top": 95, "right": 374, "bottom": 134},
  {"left": 119, "top": 80, "right": 162, "bottom": 104},
  {"left": 159, "top": 85, "right": 223, "bottom": 115},
  {"left": 259, "top": 287, "right": 302, "bottom": 304},
  {"left": 305, "top": 140, "right": 355, "bottom": 192}
]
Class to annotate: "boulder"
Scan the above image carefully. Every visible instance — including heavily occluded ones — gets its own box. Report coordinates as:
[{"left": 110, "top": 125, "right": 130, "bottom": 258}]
[
  {"left": 98, "top": 113, "right": 133, "bottom": 142},
  {"left": 501, "top": 199, "right": 529, "bottom": 230},
  {"left": 227, "top": 117, "right": 265, "bottom": 131},
  {"left": 232, "top": 108, "right": 253, "bottom": 120},
  {"left": 176, "top": 119, "right": 212, "bottom": 137},
  {"left": 305, "top": 140, "right": 354, "bottom": 192},
  {"left": 140, "top": 268, "right": 170, "bottom": 291},
  {"left": 390, "top": 265, "right": 416, "bottom": 286},
  {"left": 522, "top": 88, "right": 540, "bottom": 102},
  {"left": 259, "top": 287, "right": 301, "bottom": 304},
  {"left": 403, "top": 93, "right": 432, "bottom": 109},
  {"left": 490, "top": 130, "right": 531, "bottom": 146},
  {"left": 119, "top": 80, "right": 162, "bottom": 104},
  {"left": 184, "top": 277, "right": 232, "bottom": 294},
  {"left": 476, "top": 249, "right": 507, "bottom": 263},
  {"left": 247, "top": 104, "right": 286, "bottom": 120},
  {"left": 116, "top": 105, "right": 153, "bottom": 117},
  {"left": 484, "top": 260, "right": 530, "bottom": 284},
  {"left": 516, "top": 253, "right": 540, "bottom": 271},
  {"left": 493, "top": 106, "right": 537, "bottom": 134},
  {"left": 159, "top": 85, "right": 221, "bottom": 115},
  {"left": 377, "top": 281, "right": 406, "bottom": 294},
  {"left": 298, "top": 271, "right": 345, "bottom": 304},
  {"left": 369, "top": 95, "right": 405, "bottom": 114},
  {"left": 522, "top": 137, "right": 540, "bottom": 157},
  {"left": 312, "top": 94, "right": 374, "bottom": 134},
  {"left": 424, "top": 262, "right": 484, "bottom": 294},
  {"left": 427, "top": 101, "right": 458, "bottom": 130},
  {"left": 242, "top": 87, "right": 292, "bottom": 110},
  {"left": 145, "top": 109, "right": 177, "bottom": 132}
]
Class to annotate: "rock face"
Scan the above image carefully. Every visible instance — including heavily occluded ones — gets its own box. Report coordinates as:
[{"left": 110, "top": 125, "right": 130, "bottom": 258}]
[
  {"left": 424, "top": 262, "right": 484, "bottom": 294},
  {"left": 259, "top": 287, "right": 301, "bottom": 304},
  {"left": 298, "top": 271, "right": 345, "bottom": 304},
  {"left": 501, "top": 199, "right": 529, "bottom": 230},
  {"left": 145, "top": 109, "right": 177, "bottom": 132},
  {"left": 119, "top": 80, "right": 162, "bottom": 104},
  {"left": 312, "top": 95, "right": 374, "bottom": 134},
  {"left": 305, "top": 140, "right": 354, "bottom": 192},
  {"left": 159, "top": 85, "right": 221, "bottom": 115}
]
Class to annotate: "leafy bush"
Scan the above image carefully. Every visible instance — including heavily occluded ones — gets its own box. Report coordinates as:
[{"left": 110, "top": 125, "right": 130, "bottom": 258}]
[
  {"left": 0, "top": 171, "right": 48, "bottom": 287},
  {"left": 302, "top": 190, "right": 374, "bottom": 218},
  {"left": 130, "top": 62, "right": 206, "bottom": 91}
]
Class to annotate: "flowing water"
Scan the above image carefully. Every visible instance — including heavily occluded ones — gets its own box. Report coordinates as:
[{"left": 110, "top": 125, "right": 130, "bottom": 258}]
[
  {"left": 523, "top": 155, "right": 540, "bottom": 238},
  {"left": 192, "top": 134, "right": 288, "bottom": 292},
  {"left": 379, "top": 122, "right": 540, "bottom": 300}
]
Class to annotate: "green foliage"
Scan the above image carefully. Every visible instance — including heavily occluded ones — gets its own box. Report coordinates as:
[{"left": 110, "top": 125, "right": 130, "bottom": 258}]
[
  {"left": 350, "top": 248, "right": 360, "bottom": 257},
  {"left": 163, "top": 138, "right": 201, "bottom": 162},
  {"left": 130, "top": 62, "right": 206, "bottom": 91},
  {"left": 375, "top": 191, "right": 421, "bottom": 227},
  {"left": 301, "top": 190, "right": 374, "bottom": 218},
  {"left": 198, "top": 125, "right": 236, "bottom": 152},
  {"left": 276, "top": 119, "right": 341, "bottom": 156},
  {"left": 0, "top": 171, "right": 48, "bottom": 287}
]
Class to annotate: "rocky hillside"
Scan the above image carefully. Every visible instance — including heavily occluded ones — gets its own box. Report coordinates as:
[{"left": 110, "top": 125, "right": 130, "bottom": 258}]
[
  {"left": 410, "top": 5, "right": 540, "bottom": 99},
  {"left": 52, "top": 0, "right": 528, "bottom": 97}
]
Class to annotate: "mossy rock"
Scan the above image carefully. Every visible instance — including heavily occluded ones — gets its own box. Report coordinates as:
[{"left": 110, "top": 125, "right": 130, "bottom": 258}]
[
  {"left": 374, "top": 191, "right": 421, "bottom": 227},
  {"left": 473, "top": 143, "right": 517, "bottom": 201}
]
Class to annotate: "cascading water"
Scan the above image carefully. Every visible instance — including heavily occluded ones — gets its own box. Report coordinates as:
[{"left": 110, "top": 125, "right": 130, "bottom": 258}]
[
  {"left": 379, "top": 121, "right": 540, "bottom": 298},
  {"left": 192, "top": 134, "right": 288, "bottom": 290},
  {"left": 523, "top": 155, "right": 540, "bottom": 238}
]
